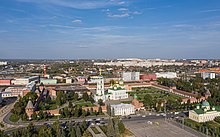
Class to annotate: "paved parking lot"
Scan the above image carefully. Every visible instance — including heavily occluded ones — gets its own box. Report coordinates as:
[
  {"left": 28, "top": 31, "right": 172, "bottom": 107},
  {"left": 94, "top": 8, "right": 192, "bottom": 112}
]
[{"left": 124, "top": 119, "right": 198, "bottom": 137}]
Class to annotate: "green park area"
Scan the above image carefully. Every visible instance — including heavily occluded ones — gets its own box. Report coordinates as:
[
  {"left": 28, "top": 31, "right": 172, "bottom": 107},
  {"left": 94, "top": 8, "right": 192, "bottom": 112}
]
[
  {"left": 9, "top": 91, "right": 101, "bottom": 123},
  {"left": 129, "top": 87, "right": 183, "bottom": 102},
  {"left": 128, "top": 87, "right": 185, "bottom": 112},
  {"left": 73, "top": 100, "right": 95, "bottom": 107}
]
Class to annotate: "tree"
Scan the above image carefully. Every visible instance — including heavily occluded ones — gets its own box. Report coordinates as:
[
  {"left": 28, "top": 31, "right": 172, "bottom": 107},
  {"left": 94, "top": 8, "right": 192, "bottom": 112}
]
[
  {"left": 52, "top": 121, "right": 60, "bottom": 137},
  {"left": 21, "top": 113, "right": 28, "bottom": 121},
  {"left": 69, "top": 127, "right": 76, "bottom": 137},
  {"left": 73, "top": 93, "right": 79, "bottom": 101},
  {"left": 27, "top": 122, "right": 35, "bottom": 137},
  {"left": 45, "top": 96, "right": 52, "bottom": 104},
  {"left": 0, "top": 130, "right": 7, "bottom": 137},
  {"left": 76, "top": 126, "right": 82, "bottom": 137},
  {"left": 82, "top": 93, "right": 89, "bottom": 101},
  {"left": 98, "top": 99, "right": 104, "bottom": 106},
  {"left": 107, "top": 105, "right": 111, "bottom": 116},
  {"left": 118, "top": 120, "right": 125, "bottom": 134},
  {"left": 31, "top": 112, "right": 38, "bottom": 120},
  {"left": 107, "top": 118, "right": 116, "bottom": 137},
  {"left": 38, "top": 125, "right": 53, "bottom": 137},
  {"left": 143, "top": 94, "right": 154, "bottom": 109},
  {"left": 43, "top": 112, "right": 48, "bottom": 119},
  {"left": 68, "top": 101, "right": 73, "bottom": 108},
  {"left": 98, "top": 106, "right": 103, "bottom": 115},
  {"left": 38, "top": 110, "right": 44, "bottom": 120},
  {"left": 56, "top": 92, "right": 63, "bottom": 106}
]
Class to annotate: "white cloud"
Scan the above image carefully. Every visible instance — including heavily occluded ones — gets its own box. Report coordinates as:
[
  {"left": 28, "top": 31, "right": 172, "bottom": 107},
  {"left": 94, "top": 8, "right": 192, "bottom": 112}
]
[
  {"left": 200, "top": 9, "right": 220, "bottom": 13},
  {"left": 118, "top": 8, "right": 128, "bottom": 11},
  {"left": 0, "top": 30, "right": 8, "bottom": 33},
  {"left": 133, "top": 11, "right": 142, "bottom": 15},
  {"left": 17, "top": 0, "right": 128, "bottom": 9},
  {"left": 72, "top": 19, "right": 82, "bottom": 23},
  {"left": 108, "top": 13, "right": 129, "bottom": 18},
  {"left": 106, "top": 8, "right": 141, "bottom": 18}
]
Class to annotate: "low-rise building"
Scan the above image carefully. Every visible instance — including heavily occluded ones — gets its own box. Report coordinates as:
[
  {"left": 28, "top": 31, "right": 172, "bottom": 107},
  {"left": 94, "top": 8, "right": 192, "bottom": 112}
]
[
  {"left": 156, "top": 72, "right": 177, "bottom": 79},
  {"left": 189, "top": 101, "right": 220, "bottom": 123},
  {"left": 65, "top": 77, "right": 73, "bottom": 84},
  {"left": 111, "top": 104, "right": 135, "bottom": 116},
  {"left": 12, "top": 76, "right": 39, "bottom": 85},
  {"left": 40, "top": 78, "right": 57, "bottom": 85},
  {"left": 132, "top": 94, "right": 144, "bottom": 110},
  {"left": 140, "top": 74, "right": 157, "bottom": 81},
  {"left": 122, "top": 72, "right": 140, "bottom": 81},
  {"left": 88, "top": 76, "right": 104, "bottom": 84},
  {"left": 0, "top": 61, "right": 7, "bottom": 66},
  {"left": 201, "top": 72, "right": 215, "bottom": 79},
  {"left": 0, "top": 79, "right": 12, "bottom": 85}
]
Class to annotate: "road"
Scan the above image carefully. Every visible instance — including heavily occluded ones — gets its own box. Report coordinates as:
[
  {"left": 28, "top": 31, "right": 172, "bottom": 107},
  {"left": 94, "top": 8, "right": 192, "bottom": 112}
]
[
  {"left": 2, "top": 110, "right": 206, "bottom": 137},
  {"left": 0, "top": 98, "right": 17, "bottom": 130},
  {"left": 123, "top": 116, "right": 206, "bottom": 137}
]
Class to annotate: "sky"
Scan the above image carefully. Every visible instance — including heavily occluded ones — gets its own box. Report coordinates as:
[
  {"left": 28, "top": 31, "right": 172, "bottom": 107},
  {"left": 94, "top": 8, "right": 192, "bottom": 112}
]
[{"left": 0, "top": 0, "right": 220, "bottom": 59}]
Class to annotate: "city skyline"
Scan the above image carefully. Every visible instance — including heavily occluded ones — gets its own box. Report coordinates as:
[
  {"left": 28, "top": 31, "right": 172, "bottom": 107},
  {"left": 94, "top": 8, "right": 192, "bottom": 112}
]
[{"left": 0, "top": 0, "right": 220, "bottom": 59}]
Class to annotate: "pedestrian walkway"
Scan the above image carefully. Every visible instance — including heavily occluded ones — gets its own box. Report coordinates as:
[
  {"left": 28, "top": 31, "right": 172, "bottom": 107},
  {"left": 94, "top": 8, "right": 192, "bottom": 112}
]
[{"left": 88, "top": 126, "right": 106, "bottom": 137}]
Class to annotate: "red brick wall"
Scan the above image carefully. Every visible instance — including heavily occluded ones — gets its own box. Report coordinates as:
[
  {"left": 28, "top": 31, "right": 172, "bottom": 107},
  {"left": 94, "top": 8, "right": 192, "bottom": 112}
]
[
  {"left": 140, "top": 74, "right": 157, "bottom": 81},
  {"left": 0, "top": 79, "right": 11, "bottom": 85}
]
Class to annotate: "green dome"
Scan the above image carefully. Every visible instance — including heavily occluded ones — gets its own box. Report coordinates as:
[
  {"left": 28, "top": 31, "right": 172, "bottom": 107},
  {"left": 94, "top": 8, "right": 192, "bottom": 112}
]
[
  {"left": 134, "top": 94, "right": 138, "bottom": 99},
  {"left": 202, "top": 101, "right": 210, "bottom": 107}
]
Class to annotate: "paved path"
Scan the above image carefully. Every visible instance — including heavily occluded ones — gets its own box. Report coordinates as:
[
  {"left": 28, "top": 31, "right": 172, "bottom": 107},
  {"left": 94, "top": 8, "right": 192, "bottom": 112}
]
[
  {"left": 96, "top": 126, "right": 107, "bottom": 137},
  {"left": 88, "top": 126, "right": 106, "bottom": 137},
  {"left": 124, "top": 119, "right": 202, "bottom": 137}
]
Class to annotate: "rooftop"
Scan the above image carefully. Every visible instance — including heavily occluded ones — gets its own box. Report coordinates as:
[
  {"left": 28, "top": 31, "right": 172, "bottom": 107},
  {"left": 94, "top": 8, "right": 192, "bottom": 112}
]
[{"left": 26, "top": 100, "right": 34, "bottom": 109}]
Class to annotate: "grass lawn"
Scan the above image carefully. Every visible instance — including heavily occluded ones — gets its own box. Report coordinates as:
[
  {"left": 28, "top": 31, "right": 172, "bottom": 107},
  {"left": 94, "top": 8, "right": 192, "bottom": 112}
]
[
  {"left": 9, "top": 114, "right": 20, "bottom": 122},
  {"left": 99, "top": 125, "right": 107, "bottom": 134},
  {"left": 129, "top": 87, "right": 183, "bottom": 102},
  {"left": 75, "top": 101, "right": 95, "bottom": 107},
  {"left": 91, "top": 126, "right": 100, "bottom": 134}
]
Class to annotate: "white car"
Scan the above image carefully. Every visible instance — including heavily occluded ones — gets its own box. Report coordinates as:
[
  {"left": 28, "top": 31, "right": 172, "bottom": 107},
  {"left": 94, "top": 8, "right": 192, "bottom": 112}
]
[
  {"left": 142, "top": 115, "right": 146, "bottom": 118},
  {"left": 156, "top": 114, "right": 160, "bottom": 116}
]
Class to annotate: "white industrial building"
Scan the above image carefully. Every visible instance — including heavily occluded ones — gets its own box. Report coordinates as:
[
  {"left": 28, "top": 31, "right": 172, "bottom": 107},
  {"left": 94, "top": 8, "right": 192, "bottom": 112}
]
[
  {"left": 111, "top": 104, "right": 135, "bottom": 116},
  {"left": 122, "top": 72, "right": 140, "bottom": 81},
  {"left": 12, "top": 76, "right": 39, "bottom": 85},
  {"left": 201, "top": 72, "right": 215, "bottom": 79},
  {"left": 156, "top": 72, "right": 177, "bottom": 79},
  {"left": 0, "top": 61, "right": 7, "bottom": 66}
]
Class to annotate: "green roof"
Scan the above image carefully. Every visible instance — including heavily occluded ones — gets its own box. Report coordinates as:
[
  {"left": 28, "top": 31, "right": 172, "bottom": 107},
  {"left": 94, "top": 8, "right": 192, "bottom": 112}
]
[
  {"left": 134, "top": 94, "right": 138, "bottom": 99},
  {"left": 202, "top": 101, "right": 210, "bottom": 107},
  {"left": 194, "top": 109, "right": 204, "bottom": 114}
]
